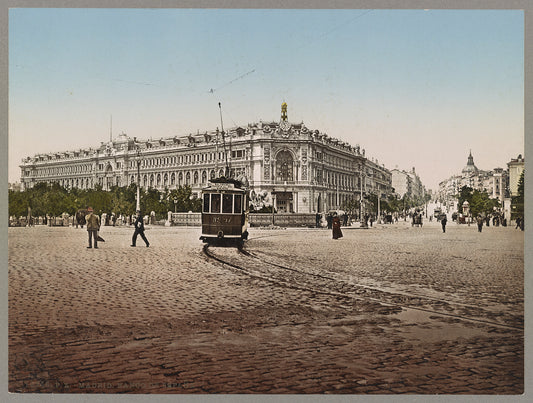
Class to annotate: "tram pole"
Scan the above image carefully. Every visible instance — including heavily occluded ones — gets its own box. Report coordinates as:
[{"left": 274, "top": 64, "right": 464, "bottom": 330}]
[{"left": 135, "top": 145, "right": 142, "bottom": 212}]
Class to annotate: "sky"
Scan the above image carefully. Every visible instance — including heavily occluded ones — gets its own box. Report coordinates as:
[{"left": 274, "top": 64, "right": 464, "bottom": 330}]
[{"left": 8, "top": 8, "right": 524, "bottom": 191}]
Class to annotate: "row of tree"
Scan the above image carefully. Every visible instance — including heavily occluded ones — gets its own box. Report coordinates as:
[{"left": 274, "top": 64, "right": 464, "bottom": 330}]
[
  {"left": 341, "top": 192, "right": 430, "bottom": 217},
  {"left": 8, "top": 182, "right": 202, "bottom": 220},
  {"left": 455, "top": 170, "right": 525, "bottom": 218}
]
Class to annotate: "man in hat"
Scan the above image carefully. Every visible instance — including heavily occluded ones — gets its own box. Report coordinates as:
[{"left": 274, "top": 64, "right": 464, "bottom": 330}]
[
  {"left": 131, "top": 210, "right": 150, "bottom": 247},
  {"left": 85, "top": 207, "right": 101, "bottom": 249}
]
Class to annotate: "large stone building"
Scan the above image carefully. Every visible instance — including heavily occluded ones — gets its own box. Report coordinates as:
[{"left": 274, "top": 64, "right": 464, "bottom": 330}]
[{"left": 19, "top": 103, "right": 393, "bottom": 214}]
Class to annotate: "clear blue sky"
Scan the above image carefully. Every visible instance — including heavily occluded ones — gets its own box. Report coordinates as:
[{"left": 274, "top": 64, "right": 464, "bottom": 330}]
[{"left": 8, "top": 8, "right": 524, "bottom": 190}]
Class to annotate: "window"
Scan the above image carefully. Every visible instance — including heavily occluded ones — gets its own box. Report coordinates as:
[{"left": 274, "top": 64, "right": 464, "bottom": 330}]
[
  {"left": 211, "top": 194, "right": 221, "bottom": 213},
  {"left": 223, "top": 194, "right": 233, "bottom": 213},
  {"left": 234, "top": 194, "right": 242, "bottom": 214},
  {"left": 276, "top": 150, "right": 294, "bottom": 181},
  {"left": 231, "top": 150, "right": 244, "bottom": 159},
  {"left": 203, "top": 194, "right": 210, "bottom": 213}
]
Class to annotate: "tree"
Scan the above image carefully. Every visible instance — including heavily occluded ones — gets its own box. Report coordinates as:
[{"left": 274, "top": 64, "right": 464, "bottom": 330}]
[
  {"left": 8, "top": 189, "right": 28, "bottom": 217},
  {"left": 456, "top": 185, "right": 500, "bottom": 217},
  {"left": 456, "top": 185, "right": 474, "bottom": 212},
  {"left": 511, "top": 170, "right": 524, "bottom": 219}
]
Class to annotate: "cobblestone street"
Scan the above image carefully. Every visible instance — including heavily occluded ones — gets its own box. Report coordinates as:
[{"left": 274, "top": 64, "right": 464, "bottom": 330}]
[{"left": 8, "top": 220, "right": 524, "bottom": 394}]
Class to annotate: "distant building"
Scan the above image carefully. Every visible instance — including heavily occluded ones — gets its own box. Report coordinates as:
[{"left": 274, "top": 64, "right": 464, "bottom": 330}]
[
  {"left": 391, "top": 167, "right": 426, "bottom": 202},
  {"left": 391, "top": 169, "right": 412, "bottom": 198},
  {"left": 437, "top": 151, "right": 511, "bottom": 212},
  {"left": 507, "top": 154, "right": 525, "bottom": 197},
  {"left": 19, "top": 103, "right": 393, "bottom": 214}
]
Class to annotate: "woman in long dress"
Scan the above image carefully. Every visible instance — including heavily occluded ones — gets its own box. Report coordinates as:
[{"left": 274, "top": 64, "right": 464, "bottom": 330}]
[{"left": 332, "top": 213, "right": 343, "bottom": 240}]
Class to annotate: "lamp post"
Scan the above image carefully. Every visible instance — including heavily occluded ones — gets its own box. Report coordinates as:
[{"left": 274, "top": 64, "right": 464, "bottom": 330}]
[
  {"left": 135, "top": 145, "right": 143, "bottom": 212},
  {"left": 174, "top": 198, "right": 177, "bottom": 213},
  {"left": 377, "top": 191, "right": 381, "bottom": 222},
  {"left": 359, "top": 163, "right": 365, "bottom": 224}
]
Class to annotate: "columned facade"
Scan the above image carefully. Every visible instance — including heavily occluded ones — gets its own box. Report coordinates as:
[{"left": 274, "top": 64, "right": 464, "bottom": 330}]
[{"left": 19, "top": 105, "right": 393, "bottom": 214}]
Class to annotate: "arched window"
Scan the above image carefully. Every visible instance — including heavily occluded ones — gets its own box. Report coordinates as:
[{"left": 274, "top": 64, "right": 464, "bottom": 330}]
[
  {"left": 194, "top": 171, "right": 199, "bottom": 184},
  {"left": 157, "top": 174, "right": 161, "bottom": 187},
  {"left": 163, "top": 173, "right": 168, "bottom": 186},
  {"left": 202, "top": 170, "right": 207, "bottom": 184},
  {"left": 186, "top": 172, "right": 191, "bottom": 185},
  {"left": 210, "top": 170, "right": 216, "bottom": 179},
  {"left": 178, "top": 172, "right": 183, "bottom": 186},
  {"left": 276, "top": 150, "right": 294, "bottom": 182},
  {"left": 171, "top": 173, "right": 175, "bottom": 185}
]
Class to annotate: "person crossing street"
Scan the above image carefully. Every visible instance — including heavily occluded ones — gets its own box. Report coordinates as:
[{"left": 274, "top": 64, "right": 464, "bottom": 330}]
[{"left": 131, "top": 210, "right": 150, "bottom": 247}]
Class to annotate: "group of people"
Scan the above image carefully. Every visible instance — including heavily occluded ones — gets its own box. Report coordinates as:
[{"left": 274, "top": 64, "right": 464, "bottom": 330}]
[{"left": 84, "top": 208, "right": 150, "bottom": 249}]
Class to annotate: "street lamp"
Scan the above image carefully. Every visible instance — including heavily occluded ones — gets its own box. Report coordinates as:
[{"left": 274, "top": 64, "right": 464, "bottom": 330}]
[
  {"left": 358, "top": 163, "right": 365, "bottom": 225},
  {"left": 174, "top": 198, "right": 177, "bottom": 213}
]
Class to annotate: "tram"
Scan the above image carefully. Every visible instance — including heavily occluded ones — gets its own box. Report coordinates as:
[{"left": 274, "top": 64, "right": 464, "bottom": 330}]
[{"left": 200, "top": 177, "right": 249, "bottom": 246}]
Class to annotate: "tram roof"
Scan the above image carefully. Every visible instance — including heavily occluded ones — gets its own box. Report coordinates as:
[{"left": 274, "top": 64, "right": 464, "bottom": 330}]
[{"left": 203, "top": 177, "right": 246, "bottom": 192}]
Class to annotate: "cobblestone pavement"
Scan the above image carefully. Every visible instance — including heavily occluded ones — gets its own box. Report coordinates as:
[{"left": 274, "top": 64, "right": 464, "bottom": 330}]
[{"left": 8, "top": 220, "right": 524, "bottom": 394}]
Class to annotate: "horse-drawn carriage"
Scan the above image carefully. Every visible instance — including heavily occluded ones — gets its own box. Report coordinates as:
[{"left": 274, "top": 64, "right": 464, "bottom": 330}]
[{"left": 411, "top": 213, "right": 423, "bottom": 227}]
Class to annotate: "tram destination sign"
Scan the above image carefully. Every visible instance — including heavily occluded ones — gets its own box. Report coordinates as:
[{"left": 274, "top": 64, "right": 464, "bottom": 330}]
[{"left": 211, "top": 182, "right": 236, "bottom": 191}]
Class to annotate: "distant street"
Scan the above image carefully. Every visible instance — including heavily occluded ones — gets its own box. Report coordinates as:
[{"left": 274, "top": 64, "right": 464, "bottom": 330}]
[{"left": 8, "top": 220, "right": 524, "bottom": 394}]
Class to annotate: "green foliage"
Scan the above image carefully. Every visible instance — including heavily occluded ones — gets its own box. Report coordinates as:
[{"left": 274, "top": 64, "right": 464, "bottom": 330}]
[
  {"left": 511, "top": 170, "right": 524, "bottom": 219},
  {"left": 341, "top": 199, "right": 360, "bottom": 215},
  {"left": 9, "top": 182, "right": 201, "bottom": 220},
  {"left": 456, "top": 185, "right": 501, "bottom": 217},
  {"left": 456, "top": 186, "right": 474, "bottom": 212}
]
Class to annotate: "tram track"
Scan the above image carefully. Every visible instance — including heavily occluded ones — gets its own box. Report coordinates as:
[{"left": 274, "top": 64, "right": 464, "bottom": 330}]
[{"left": 203, "top": 243, "right": 523, "bottom": 332}]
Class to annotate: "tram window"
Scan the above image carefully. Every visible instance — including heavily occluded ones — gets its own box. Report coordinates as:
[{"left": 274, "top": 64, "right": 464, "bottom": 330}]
[
  {"left": 203, "top": 194, "right": 210, "bottom": 213},
  {"left": 211, "top": 194, "right": 221, "bottom": 213},
  {"left": 234, "top": 194, "right": 242, "bottom": 214},
  {"left": 222, "top": 194, "right": 233, "bottom": 213}
]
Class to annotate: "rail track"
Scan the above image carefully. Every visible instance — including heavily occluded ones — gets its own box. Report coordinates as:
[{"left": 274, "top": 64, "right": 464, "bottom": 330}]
[{"left": 203, "top": 243, "right": 523, "bottom": 331}]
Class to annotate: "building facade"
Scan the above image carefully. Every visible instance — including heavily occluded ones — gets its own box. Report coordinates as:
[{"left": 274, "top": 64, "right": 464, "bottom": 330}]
[
  {"left": 391, "top": 167, "right": 426, "bottom": 202},
  {"left": 437, "top": 151, "right": 511, "bottom": 212},
  {"left": 507, "top": 154, "right": 525, "bottom": 197},
  {"left": 19, "top": 104, "right": 393, "bottom": 214}
]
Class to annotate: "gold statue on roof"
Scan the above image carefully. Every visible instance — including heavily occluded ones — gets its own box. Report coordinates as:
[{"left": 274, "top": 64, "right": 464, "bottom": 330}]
[{"left": 281, "top": 102, "right": 288, "bottom": 121}]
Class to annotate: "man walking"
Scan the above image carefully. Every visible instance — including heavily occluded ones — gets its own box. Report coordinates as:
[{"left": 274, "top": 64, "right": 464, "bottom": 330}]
[
  {"left": 131, "top": 210, "right": 150, "bottom": 247},
  {"left": 476, "top": 215, "right": 484, "bottom": 232},
  {"left": 85, "top": 207, "right": 100, "bottom": 249},
  {"left": 441, "top": 213, "right": 447, "bottom": 233}
]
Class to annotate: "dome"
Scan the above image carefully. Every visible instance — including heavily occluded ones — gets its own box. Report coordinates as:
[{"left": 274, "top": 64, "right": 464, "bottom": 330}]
[{"left": 462, "top": 151, "right": 478, "bottom": 176}]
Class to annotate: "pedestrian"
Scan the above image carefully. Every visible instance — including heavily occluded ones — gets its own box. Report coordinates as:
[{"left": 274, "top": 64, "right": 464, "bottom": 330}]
[
  {"left": 85, "top": 207, "right": 100, "bottom": 249},
  {"left": 315, "top": 212, "right": 321, "bottom": 228},
  {"left": 131, "top": 210, "right": 150, "bottom": 247},
  {"left": 476, "top": 215, "right": 484, "bottom": 232},
  {"left": 515, "top": 216, "right": 522, "bottom": 229},
  {"left": 332, "top": 213, "right": 343, "bottom": 240},
  {"left": 326, "top": 213, "right": 333, "bottom": 229},
  {"left": 441, "top": 213, "right": 447, "bottom": 233}
]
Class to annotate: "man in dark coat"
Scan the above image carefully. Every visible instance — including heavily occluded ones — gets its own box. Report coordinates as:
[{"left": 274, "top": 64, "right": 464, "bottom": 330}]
[
  {"left": 85, "top": 207, "right": 100, "bottom": 248},
  {"left": 476, "top": 215, "right": 484, "bottom": 232},
  {"left": 131, "top": 210, "right": 150, "bottom": 247},
  {"left": 441, "top": 213, "right": 447, "bottom": 233}
]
